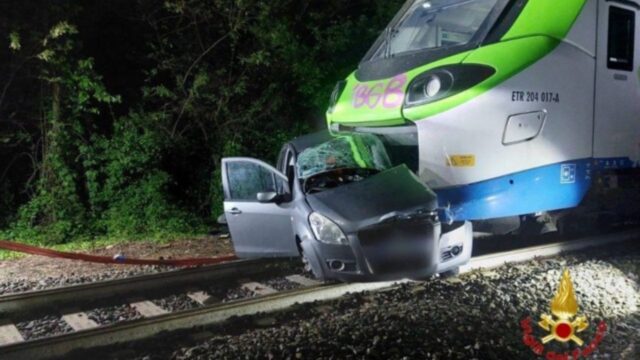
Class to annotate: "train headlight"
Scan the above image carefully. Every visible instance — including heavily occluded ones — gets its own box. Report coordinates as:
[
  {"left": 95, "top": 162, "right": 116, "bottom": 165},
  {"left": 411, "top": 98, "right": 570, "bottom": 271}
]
[
  {"left": 405, "top": 64, "right": 495, "bottom": 108},
  {"left": 309, "top": 212, "right": 348, "bottom": 245},
  {"left": 424, "top": 75, "right": 443, "bottom": 98}
]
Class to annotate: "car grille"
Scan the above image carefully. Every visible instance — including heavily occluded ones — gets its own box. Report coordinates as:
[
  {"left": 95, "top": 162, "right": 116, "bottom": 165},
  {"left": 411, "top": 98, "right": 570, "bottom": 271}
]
[
  {"left": 358, "top": 218, "right": 436, "bottom": 274},
  {"left": 369, "top": 257, "right": 430, "bottom": 274},
  {"left": 358, "top": 218, "right": 432, "bottom": 247}
]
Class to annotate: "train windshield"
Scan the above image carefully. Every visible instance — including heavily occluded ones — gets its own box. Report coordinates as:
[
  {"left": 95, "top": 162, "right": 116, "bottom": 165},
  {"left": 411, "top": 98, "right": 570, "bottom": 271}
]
[{"left": 366, "top": 0, "right": 505, "bottom": 60}]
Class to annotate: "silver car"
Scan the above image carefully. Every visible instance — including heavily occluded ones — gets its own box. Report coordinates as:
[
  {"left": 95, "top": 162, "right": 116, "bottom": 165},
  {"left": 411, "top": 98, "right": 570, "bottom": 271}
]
[{"left": 221, "top": 132, "right": 472, "bottom": 282}]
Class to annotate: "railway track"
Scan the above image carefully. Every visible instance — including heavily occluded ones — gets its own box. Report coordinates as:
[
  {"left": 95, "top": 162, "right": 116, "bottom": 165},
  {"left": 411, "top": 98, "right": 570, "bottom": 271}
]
[
  {"left": 0, "top": 258, "right": 295, "bottom": 316},
  {"left": 0, "top": 229, "right": 638, "bottom": 360},
  {"left": 0, "top": 259, "right": 307, "bottom": 348}
]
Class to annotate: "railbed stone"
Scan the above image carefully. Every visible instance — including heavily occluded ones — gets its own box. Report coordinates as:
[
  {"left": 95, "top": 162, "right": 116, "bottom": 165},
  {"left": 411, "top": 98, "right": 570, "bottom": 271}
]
[{"left": 121, "top": 240, "right": 640, "bottom": 359}]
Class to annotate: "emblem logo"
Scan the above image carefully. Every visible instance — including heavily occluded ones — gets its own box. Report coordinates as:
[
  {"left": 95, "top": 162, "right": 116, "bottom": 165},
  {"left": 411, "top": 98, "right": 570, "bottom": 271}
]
[
  {"left": 520, "top": 269, "right": 608, "bottom": 359},
  {"left": 538, "top": 269, "right": 588, "bottom": 345}
]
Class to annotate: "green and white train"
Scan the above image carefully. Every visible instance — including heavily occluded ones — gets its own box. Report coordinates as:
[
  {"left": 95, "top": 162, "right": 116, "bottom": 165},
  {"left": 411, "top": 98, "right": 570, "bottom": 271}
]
[{"left": 327, "top": 0, "right": 640, "bottom": 226}]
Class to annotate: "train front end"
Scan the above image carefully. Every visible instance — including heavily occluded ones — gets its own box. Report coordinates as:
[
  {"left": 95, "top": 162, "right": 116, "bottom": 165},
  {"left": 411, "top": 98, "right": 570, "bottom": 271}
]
[{"left": 327, "top": 0, "right": 594, "bottom": 222}]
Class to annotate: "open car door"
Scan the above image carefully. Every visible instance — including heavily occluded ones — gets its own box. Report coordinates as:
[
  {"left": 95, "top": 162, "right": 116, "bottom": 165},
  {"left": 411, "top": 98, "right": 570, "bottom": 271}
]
[{"left": 221, "top": 157, "right": 298, "bottom": 258}]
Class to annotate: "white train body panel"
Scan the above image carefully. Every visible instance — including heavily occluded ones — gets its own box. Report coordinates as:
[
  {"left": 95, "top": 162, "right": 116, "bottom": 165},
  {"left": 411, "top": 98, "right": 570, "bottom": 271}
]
[{"left": 415, "top": 41, "right": 596, "bottom": 189}]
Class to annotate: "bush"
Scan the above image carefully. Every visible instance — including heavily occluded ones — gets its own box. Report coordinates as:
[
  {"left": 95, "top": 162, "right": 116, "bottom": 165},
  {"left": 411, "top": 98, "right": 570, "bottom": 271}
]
[
  {"left": 101, "top": 171, "right": 198, "bottom": 239},
  {"left": 0, "top": 0, "right": 402, "bottom": 243}
]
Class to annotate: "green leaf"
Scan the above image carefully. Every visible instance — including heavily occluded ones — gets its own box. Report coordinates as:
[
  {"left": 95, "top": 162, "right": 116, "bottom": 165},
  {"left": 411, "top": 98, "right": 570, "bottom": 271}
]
[{"left": 9, "top": 31, "right": 21, "bottom": 51}]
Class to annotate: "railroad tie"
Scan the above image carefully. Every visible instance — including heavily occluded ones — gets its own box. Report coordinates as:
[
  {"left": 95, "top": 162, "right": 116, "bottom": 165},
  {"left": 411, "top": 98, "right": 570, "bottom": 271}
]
[
  {"left": 285, "top": 274, "right": 322, "bottom": 287},
  {"left": 0, "top": 320, "right": 24, "bottom": 346},
  {"left": 187, "top": 291, "right": 211, "bottom": 305},
  {"left": 129, "top": 299, "right": 169, "bottom": 317},
  {"left": 61, "top": 309, "right": 99, "bottom": 331},
  {"left": 241, "top": 282, "right": 278, "bottom": 296}
]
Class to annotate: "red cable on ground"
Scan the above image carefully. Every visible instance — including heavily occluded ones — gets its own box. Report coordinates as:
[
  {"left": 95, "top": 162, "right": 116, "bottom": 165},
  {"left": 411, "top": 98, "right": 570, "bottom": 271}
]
[{"left": 0, "top": 240, "right": 238, "bottom": 267}]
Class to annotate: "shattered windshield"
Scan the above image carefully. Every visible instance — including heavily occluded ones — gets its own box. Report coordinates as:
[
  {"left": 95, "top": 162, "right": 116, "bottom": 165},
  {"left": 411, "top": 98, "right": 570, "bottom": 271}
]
[
  {"left": 367, "top": 0, "right": 504, "bottom": 60},
  {"left": 296, "top": 134, "right": 392, "bottom": 180}
]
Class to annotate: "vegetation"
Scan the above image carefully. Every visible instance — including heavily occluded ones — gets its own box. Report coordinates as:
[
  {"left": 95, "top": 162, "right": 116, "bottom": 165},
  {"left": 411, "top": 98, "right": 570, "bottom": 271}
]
[{"left": 0, "top": 0, "right": 402, "bottom": 245}]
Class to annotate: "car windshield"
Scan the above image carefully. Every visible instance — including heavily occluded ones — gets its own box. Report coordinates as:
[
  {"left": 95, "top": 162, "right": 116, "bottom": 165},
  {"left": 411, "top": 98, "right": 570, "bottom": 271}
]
[
  {"left": 296, "top": 134, "right": 392, "bottom": 181},
  {"left": 367, "top": 0, "right": 503, "bottom": 60}
]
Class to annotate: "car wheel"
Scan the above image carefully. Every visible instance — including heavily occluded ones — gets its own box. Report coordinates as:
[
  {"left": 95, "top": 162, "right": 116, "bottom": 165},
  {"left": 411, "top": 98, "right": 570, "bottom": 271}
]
[
  {"left": 301, "top": 250, "right": 313, "bottom": 274},
  {"left": 439, "top": 266, "right": 460, "bottom": 279},
  {"left": 299, "top": 245, "right": 324, "bottom": 281}
]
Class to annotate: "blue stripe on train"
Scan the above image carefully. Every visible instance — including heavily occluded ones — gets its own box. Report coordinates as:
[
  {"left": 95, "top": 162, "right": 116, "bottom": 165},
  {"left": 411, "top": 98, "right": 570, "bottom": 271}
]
[{"left": 435, "top": 157, "right": 635, "bottom": 221}]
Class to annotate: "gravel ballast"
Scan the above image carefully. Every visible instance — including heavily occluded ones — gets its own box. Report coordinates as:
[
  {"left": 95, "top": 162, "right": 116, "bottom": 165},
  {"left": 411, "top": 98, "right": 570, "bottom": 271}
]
[
  {"left": 86, "top": 304, "right": 143, "bottom": 326},
  {"left": 15, "top": 315, "right": 74, "bottom": 340},
  {"left": 262, "top": 277, "right": 301, "bottom": 292},
  {"left": 0, "top": 266, "right": 175, "bottom": 296},
  {"left": 111, "top": 241, "right": 640, "bottom": 360},
  {"left": 220, "top": 285, "right": 256, "bottom": 303},
  {"left": 152, "top": 294, "right": 202, "bottom": 313}
]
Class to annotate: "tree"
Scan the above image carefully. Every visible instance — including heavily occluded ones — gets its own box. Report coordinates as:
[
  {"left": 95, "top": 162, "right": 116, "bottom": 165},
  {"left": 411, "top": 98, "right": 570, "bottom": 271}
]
[{"left": 0, "top": 0, "right": 403, "bottom": 243}]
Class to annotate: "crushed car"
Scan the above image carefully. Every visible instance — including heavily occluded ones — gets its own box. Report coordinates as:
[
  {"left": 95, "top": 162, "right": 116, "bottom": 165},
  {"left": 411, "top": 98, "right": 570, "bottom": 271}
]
[{"left": 220, "top": 131, "right": 472, "bottom": 282}]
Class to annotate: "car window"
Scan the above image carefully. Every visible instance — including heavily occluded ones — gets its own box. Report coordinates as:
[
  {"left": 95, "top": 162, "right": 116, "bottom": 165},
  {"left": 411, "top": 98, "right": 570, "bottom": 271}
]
[
  {"left": 226, "top": 161, "right": 286, "bottom": 201},
  {"left": 296, "top": 134, "right": 392, "bottom": 179}
]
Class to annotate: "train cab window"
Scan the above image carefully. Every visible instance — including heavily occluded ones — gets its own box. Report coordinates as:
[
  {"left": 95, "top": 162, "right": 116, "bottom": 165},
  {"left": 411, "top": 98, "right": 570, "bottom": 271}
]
[
  {"left": 366, "top": 0, "right": 507, "bottom": 60},
  {"left": 607, "top": 6, "right": 635, "bottom": 71}
]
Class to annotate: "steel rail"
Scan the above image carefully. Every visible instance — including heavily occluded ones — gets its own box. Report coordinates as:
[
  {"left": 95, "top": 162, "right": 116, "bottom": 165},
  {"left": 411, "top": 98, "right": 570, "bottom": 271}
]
[
  {"left": 462, "top": 229, "right": 640, "bottom": 273},
  {"left": 1, "top": 229, "right": 638, "bottom": 360},
  {"left": 0, "top": 258, "right": 290, "bottom": 317}
]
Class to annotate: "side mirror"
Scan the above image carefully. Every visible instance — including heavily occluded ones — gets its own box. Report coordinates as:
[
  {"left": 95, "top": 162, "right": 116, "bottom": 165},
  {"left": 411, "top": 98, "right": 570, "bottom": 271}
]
[{"left": 257, "top": 192, "right": 279, "bottom": 203}]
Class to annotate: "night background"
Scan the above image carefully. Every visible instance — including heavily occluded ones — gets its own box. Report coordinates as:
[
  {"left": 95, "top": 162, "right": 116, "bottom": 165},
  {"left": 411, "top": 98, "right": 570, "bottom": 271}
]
[
  {"left": 0, "top": 0, "right": 403, "bottom": 245},
  {"left": 0, "top": 2, "right": 638, "bottom": 359}
]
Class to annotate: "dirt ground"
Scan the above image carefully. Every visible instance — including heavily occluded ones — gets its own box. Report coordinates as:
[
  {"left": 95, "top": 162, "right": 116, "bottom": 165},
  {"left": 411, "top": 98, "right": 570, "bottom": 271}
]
[{"left": 0, "top": 236, "right": 235, "bottom": 282}]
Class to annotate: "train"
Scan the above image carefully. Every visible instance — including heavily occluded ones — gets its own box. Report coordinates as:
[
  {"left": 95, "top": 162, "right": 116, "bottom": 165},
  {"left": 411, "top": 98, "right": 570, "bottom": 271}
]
[
  {"left": 326, "top": 0, "right": 640, "bottom": 232},
  {"left": 221, "top": 0, "right": 639, "bottom": 281}
]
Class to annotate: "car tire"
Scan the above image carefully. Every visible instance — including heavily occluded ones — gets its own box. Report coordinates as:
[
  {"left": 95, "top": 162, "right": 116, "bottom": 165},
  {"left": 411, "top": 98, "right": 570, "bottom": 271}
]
[
  {"left": 439, "top": 266, "right": 460, "bottom": 279},
  {"left": 298, "top": 239, "right": 325, "bottom": 281}
]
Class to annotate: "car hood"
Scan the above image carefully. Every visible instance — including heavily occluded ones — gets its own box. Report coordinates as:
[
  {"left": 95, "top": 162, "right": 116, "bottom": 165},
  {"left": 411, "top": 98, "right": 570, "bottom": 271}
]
[{"left": 305, "top": 165, "right": 438, "bottom": 232}]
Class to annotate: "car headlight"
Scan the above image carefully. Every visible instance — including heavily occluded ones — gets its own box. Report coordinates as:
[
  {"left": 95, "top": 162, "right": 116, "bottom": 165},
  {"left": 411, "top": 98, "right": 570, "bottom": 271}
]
[
  {"left": 405, "top": 64, "right": 495, "bottom": 108},
  {"left": 309, "top": 212, "right": 348, "bottom": 245}
]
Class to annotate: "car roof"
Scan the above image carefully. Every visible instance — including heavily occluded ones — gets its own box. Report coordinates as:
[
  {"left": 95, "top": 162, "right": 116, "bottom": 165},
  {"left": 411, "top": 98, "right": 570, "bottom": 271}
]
[{"left": 289, "top": 130, "right": 333, "bottom": 154}]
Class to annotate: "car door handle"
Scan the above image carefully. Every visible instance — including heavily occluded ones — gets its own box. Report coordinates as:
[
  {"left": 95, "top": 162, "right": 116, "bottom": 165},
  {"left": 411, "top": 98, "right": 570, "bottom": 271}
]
[{"left": 229, "top": 208, "right": 242, "bottom": 215}]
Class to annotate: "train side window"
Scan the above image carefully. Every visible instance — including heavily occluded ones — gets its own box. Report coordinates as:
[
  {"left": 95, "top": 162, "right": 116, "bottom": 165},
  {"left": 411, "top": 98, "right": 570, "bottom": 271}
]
[{"left": 607, "top": 6, "right": 635, "bottom": 71}]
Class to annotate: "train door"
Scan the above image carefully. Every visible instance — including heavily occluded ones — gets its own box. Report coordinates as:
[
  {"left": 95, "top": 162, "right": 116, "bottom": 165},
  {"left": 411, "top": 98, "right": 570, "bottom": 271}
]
[{"left": 593, "top": 0, "right": 640, "bottom": 166}]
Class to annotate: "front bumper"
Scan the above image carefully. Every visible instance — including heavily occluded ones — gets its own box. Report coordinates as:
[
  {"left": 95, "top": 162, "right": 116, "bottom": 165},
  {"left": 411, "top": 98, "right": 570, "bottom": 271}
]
[{"left": 307, "top": 220, "right": 473, "bottom": 282}]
